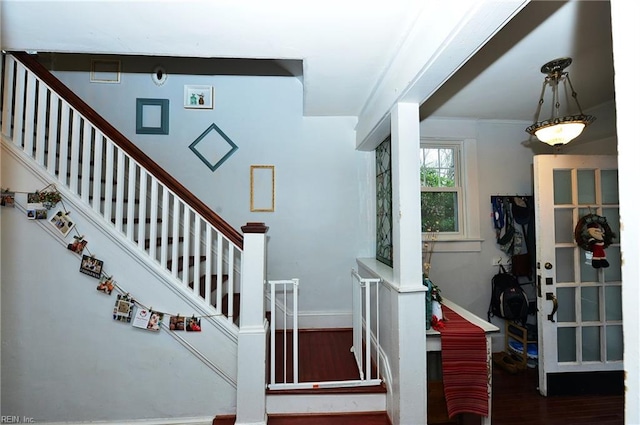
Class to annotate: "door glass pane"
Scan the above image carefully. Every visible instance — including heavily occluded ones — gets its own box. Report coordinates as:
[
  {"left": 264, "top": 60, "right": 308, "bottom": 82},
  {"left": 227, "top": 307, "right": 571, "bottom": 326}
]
[
  {"left": 605, "top": 286, "right": 622, "bottom": 321},
  {"left": 554, "top": 208, "right": 574, "bottom": 243},
  {"left": 577, "top": 169, "right": 595, "bottom": 205},
  {"left": 557, "top": 287, "right": 576, "bottom": 322},
  {"left": 558, "top": 327, "right": 576, "bottom": 362},
  {"left": 602, "top": 207, "right": 620, "bottom": 245},
  {"left": 603, "top": 247, "right": 621, "bottom": 282},
  {"left": 581, "top": 286, "right": 600, "bottom": 321},
  {"left": 582, "top": 326, "right": 601, "bottom": 361},
  {"left": 606, "top": 325, "right": 623, "bottom": 361},
  {"left": 579, "top": 256, "right": 598, "bottom": 283},
  {"left": 555, "top": 248, "right": 575, "bottom": 283},
  {"left": 601, "top": 170, "right": 619, "bottom": 204},
  {"left": 553, "top": 170, "right": 572, "bottom": 205}
]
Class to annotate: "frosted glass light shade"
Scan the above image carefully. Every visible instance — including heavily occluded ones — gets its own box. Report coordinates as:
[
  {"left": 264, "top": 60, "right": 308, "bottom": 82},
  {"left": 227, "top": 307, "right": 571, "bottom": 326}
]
[{"left": 534, "top": 122, "right": 586, "bottom": 146}]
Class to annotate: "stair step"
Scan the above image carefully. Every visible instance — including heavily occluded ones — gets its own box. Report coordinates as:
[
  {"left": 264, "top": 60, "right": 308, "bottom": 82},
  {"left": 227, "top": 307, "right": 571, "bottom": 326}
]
[
  {"left": 221, "top": 293, "right": 240, "bottom": 323},
  {"left": 188, "top": 274, "right": 228, "bottom": 298},
  {"left": 144, "top": 236, "right": 184, "bottom": 250},
  {"left": 167, "top": 255, "right": 207, "bottom": 272},
  {"left": 214, "top": 412, "right": 391, "bottom": 425}
]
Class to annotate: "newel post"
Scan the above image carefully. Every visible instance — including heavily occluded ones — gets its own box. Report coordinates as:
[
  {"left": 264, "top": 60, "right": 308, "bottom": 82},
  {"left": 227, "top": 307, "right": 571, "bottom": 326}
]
[{"left": 235, "top": 222, "right": 269, "bottom": 425}]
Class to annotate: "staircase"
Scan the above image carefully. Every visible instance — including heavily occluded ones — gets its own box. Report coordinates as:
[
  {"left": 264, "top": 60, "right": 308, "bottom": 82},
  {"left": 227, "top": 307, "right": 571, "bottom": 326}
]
[
  {"left": 1, "top": 51, "right": 389, "bottom": 424},
  {"left": 1, "top": 51, "right": 243, "bottom": 327}
]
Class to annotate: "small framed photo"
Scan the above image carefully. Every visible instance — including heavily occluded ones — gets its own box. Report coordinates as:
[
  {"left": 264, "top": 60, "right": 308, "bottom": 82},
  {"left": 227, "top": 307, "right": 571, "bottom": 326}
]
[
  {"left": 1, "top": 191, "right": 15, "bottom": 207},
  {"left": 90, "top": 59, "right": 121, "bottom": 83},
  {"left": 67, "top": 236, "right": 88, "bottom": 254},
  {"left": 49, "top": 210, "right": 75, "bottom": 237},
  {"left": 80, "top": 254, "right": 104, "bottom": 279},
  {"left": 184, "top": 85, "right": 214, "bottom": 109}
]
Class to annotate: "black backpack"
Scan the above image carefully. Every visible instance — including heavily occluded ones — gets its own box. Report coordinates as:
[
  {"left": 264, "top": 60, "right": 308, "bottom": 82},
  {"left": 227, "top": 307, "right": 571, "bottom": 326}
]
[{"left": 488, "top": 265, "right": 529, "bottom": 324}]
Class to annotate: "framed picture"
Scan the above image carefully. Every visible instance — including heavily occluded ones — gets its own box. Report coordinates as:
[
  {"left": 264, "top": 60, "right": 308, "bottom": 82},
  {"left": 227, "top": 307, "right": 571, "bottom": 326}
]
[
  {"left": 49, "top": 210, "right": 75, "bottom": 237},
  {"left": 136, "top": 98, "right": 169, "bottom": 135},
  {"left": 90, "top": 59, "right": 121, "bottom": 83},
  {"left": 80, "top": 255, "right": 104, "bottom": 279},
  {"left": 184, "top": 85, "right": 214, "bottom": 109},
  {"left": 250, "top": 165, "right": 275, "bottom": 212}
]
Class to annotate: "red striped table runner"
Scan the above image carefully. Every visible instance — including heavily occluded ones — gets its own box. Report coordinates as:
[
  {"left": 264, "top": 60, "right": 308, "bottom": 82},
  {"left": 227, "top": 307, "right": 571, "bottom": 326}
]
[{"left": 439, "top": 304, "right": 489, "bottom": 418}]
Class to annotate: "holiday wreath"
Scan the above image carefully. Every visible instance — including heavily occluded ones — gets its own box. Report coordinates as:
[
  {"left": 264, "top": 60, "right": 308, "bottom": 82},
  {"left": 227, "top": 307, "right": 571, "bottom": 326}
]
[{"left": 574, "top": 213, "right": 615, "bottom": 269}]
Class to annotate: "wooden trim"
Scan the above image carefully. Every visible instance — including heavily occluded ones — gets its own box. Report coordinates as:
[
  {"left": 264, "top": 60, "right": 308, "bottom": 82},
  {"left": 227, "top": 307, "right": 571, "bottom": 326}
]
[
  {"left": 241, "top": 222, "right": 269, "bottom": 234},
  {"left": 11, "top": 52, "right": 243, "bottom": 249}
]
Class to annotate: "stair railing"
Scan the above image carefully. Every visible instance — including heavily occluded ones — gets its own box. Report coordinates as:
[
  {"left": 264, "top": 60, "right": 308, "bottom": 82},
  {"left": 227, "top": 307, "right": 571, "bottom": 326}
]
[
  {"left": 267, "top": 278, "right": 299, "bottom": 390},
  {"left": 267, "top": 274, "right": 382, "bottom": 390},
  {"left": 351, "top": 269, "right": 382, "bottom": 384},
  {"left": 0, "top": 52, "right": 243, "bottom": 323}
]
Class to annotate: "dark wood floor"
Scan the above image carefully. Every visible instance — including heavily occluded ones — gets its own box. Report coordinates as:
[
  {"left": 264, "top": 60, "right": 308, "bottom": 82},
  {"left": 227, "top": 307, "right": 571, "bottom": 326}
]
[{"left": 214, "top": 329, "right": 624, "bottom": 425}]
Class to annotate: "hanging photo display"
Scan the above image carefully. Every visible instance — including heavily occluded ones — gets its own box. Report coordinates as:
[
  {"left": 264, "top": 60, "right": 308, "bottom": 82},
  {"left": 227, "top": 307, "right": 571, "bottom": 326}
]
[
  {"left": 50, "top": 210, "right": 75, "bottom": 237},
  {"left": 113, "top": 294, "right": 135, "bottom": 322},
  {"left": 67, "top": 236, "right": 88, "bottom": 254},
  {"left": 185, "top": 316, "right": 202, "bottom": 332},
  {"left": 169, "top": 315, "right": 185, "bottom": 331},
  {"left": 80, "top": 255, "right": 104, "bottom": 278},
  {"left": 1, "top": 190, "right": 15, "bottom": 207},
  {"left": 8, "top": 183, "right": 212, "bottom": 334},
  {"left": 96, "top": 276, "right": 115, "bottom": 295},
  {"left": 26, "top": 192, "right": 47, "bottom": 220},
  {"left": 132, "top": 308, "right": 164, "bottom": 332}
]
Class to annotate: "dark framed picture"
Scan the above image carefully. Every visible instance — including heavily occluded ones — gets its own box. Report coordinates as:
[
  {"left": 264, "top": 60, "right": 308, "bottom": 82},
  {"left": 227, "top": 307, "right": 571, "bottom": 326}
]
[{"left": 80, "top": 255, "right": 104, "bottom": 279}]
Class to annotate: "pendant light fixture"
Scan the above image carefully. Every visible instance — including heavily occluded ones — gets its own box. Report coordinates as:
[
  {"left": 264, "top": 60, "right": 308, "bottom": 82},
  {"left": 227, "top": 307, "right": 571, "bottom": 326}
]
[{"left": 526, "top": 57, "right": 595, "bottom": 147}]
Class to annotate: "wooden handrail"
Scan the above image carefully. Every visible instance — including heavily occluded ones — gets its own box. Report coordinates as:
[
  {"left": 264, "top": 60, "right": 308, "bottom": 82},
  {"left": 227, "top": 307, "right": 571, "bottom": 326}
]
[{"left": 12, "top": 51, "right": 243, "bottom": 249}]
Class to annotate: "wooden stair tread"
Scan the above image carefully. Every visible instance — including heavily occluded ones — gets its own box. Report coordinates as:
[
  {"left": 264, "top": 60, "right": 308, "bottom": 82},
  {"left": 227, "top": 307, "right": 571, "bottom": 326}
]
[
  {"left": 213, "top": 412, "right": 391, "bottom": 425},
  {"left": 166, "top": 255, "right": 207, "bottom": 271}
]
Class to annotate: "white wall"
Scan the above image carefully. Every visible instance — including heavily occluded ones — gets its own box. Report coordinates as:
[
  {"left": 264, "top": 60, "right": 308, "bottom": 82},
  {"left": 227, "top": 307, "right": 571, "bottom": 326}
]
[
  {"left": 0, "top": 144, "right": 238, "bottom": 422},
  {"left": 45, "top": 54, "right": 374, "bottom": 327}
]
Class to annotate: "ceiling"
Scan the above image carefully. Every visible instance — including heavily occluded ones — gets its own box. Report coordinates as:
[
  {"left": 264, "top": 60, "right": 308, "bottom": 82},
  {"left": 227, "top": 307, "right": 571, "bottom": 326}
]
[
  {"left": 422, "top": 0, "right": 616, "bottom": 124},
  {"left": 1, "top": 1, "right": 616, "bottom": 135}
]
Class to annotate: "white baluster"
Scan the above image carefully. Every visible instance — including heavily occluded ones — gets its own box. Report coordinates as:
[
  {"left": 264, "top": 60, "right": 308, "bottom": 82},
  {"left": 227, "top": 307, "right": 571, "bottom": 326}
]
[
  {"left": 171, "top": 195, "right": 180, "bottom": 277},
  {"left": 149, "top": 177, "right": 159, "bottom": 262},
  {"left": 80, "top": 119, "right": 92, "bottom": 203},
  {"left": 136, "top": 171, "right": 148, "bottom": 251},
  {"left": 12, "top": 63, "right": 25, "bottom": 148},
  {"left": 23, "top": 72, "right": 36, "bottom": 155},
  {"left": 205, "top": 226, "right": 213, "bottom": 305},
  {"left": 46, "top": 93, "right": 60, "bottom": 176},
  {"left": 57, "top": 105, "right": 70, "bottom": 187},
  {"left": 160, "top": 186, "right": 170, "bottom": 268},
  {"left": 2, "top": 56, "right": 16, "bottom": 138},
  {"left": 34, "top": 80, "right": 48, "bottom": 166},
  {"left": 181, "top": 207, "right": 191, "bottom": 287},
  {"left": 126, "top": 158, "right": 138, "bottom": 240},
  {"left": 114, "top": 148, "right": 125, "bottom": 233}
]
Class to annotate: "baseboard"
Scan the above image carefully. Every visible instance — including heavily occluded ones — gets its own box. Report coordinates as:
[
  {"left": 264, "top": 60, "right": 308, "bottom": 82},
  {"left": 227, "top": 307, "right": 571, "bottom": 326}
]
[
  {"left": 40, "top": 417, "right": 212, "bottom": 425},
  {"left": 297, "top": 311, "right": 352, "bottom": 328}
]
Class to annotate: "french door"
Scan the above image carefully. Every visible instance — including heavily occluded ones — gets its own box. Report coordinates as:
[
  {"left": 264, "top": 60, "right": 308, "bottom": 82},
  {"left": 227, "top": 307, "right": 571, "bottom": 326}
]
[{"left": 534, "top": 155, "right": 622, "bottom": 396}]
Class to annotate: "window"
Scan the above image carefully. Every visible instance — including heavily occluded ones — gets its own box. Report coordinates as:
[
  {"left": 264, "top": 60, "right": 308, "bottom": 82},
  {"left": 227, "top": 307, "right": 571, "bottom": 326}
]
[
  {"left": 420, "top": 143, "right": 461, "bottom": 234},
  {"left": 420, "top": 139, "right": 480, "bottom": 249}
]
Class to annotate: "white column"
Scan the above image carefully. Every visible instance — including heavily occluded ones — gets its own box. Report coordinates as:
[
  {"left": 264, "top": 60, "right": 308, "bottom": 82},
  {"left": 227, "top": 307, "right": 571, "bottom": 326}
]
[
  {"left": 389, "top": 103, "right": 428, "bottom": 425},
  {"left": 611, "top": 1, "right": 640, "bottom": 423},
  {"left": 235, "top": 223, "right": 269, "bottom": 425},
  {"left": 391, "top": 103, "right": 423, "bottom": 290}
]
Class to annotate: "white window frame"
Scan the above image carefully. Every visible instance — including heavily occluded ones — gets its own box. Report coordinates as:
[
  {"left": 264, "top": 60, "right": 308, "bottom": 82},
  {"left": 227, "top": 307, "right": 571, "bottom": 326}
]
[{"left": 420, "top": 138, "right": 481, "bottom": 252}]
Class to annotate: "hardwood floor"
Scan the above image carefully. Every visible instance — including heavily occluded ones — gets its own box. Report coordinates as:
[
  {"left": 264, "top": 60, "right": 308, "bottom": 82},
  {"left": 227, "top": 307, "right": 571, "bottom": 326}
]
[
  {"left": 491, "top": 364, "right": 624, "bottom": 425},
  {"left": 214, "top": 329, "right": 624, "bottom": 424}
]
